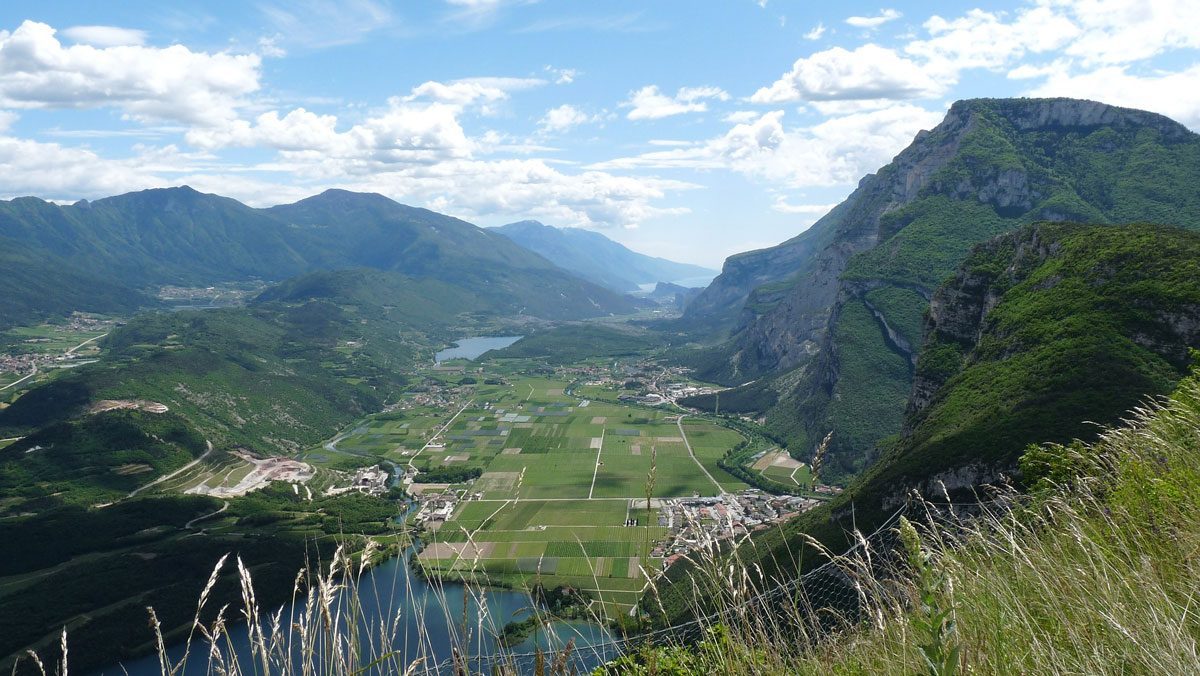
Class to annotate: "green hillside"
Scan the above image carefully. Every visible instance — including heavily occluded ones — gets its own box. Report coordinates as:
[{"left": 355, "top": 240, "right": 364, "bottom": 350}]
[
  {"left": 659, "top": 221, "right": 1200, "bottom": 617},
  {"left": 0, "top": 187, "right": 636, "bottom": 330},
  {"left": 678, "top": 99, "right": 1200, "bottom": 481}
]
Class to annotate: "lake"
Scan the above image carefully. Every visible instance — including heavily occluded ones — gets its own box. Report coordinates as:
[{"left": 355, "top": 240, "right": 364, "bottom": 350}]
[
  {"left": 95, "top": 547, "right": 616, "bottom": 675},
  {"left": 434, "top": 336, "right": 523, "bottom": 363}
]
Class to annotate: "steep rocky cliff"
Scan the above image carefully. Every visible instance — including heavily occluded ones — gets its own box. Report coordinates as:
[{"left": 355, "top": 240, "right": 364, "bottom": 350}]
[
  {"left": 681, "top": 98, "right": 1200, "bottom": 481},
  {"left": 890, "top": 222, "right": 1200, "bottom": 498}
]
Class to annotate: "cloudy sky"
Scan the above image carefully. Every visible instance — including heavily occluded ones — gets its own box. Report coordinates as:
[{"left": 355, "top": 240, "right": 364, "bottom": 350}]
[{"left": 1, "top": 1, "right": 1198, "bottom": 267}]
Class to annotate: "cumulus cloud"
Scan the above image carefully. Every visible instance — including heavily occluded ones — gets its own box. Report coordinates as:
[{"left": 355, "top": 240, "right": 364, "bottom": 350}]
[
  {"left": 187, "top": 100, "right": 476, "bottom": 164},
  {"left": 60, "top": 25, "right": 147, "bottom": 47},
  {"left": 845, "top": 9, "right": 901, "bottom": 29},
  {"left": 544, "top": 65, "right": 579, "bottom": 84},
  {"left": 1025, "top": 62, "right": 1200, "bottom": 128},
  {"left": 0, "top": 135, "right": 173, "bottom": 199},
  {"left": 751, "top": 45, "right": 942, "bottom": 103},
  {"left": 592, "top": 104, "right": 943, "bottom": 188},
  {"left": 1057, "top": 0, "right": 1200, "bottom": 66},
  {"left": 537, "top": 104, "right": 598, "bottom": 133},
  {"left": 0, "top": 20, "right": 260, "bottom": 126},
  {"left": 803, "top": 23, "right": 826, "bottom": 40},
  {"left": 405, "top": 77, "right": 544, "bottom": 109},
  {"left": 623, "top": 84, "right": 730, "bottom": 120},
  {"left": 905, "top": 7, "right": 1078, "bottom": 80},
  {"left": 770, "top": 198, "right": 837, "bottom": 216}
]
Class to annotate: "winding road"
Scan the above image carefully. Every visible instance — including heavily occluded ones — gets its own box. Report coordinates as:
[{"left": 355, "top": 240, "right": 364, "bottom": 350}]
[
  {"left": 127, "top": 440, "right": 214, "bottom": 498},
  {"left": 0, "top": 364, "right": 37, "bottom": 392},
  {"left": 185, "top": 500, "right": 229, "bottom": 529}
]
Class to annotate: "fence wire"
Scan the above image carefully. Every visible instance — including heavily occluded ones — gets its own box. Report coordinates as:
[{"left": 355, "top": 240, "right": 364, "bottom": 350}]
[{"left": 421, "top": 502, "right": 918, "bottom": 675}]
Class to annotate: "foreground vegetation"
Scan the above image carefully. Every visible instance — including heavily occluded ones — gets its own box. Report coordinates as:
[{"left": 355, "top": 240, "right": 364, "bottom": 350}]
[
  {"left": 14, "top": 368, "right": 1199, "bottom": 674},
  {"left": 614, "top": 368, "right": 1200, "bottom": 674}
]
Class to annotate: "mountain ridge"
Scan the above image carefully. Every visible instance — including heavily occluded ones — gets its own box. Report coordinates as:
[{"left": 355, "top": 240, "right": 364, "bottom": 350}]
[
  {"left": 678, "top": 97, "right": 1200, "bottom": 479},
  {"left": 0, "top": 187, "right": 638, "bottom": 326},
  {"left": 493, "top": 219, "right": 716, "bottom": 293}
]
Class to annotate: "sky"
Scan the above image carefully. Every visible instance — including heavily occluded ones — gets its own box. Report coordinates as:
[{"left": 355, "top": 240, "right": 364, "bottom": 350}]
[{"left": 1, "top": 1, "right": 1199, "bottom": 268}]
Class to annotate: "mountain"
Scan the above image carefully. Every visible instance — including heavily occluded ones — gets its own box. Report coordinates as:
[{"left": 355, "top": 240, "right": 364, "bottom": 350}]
[
  {"left": 648, "top": 281, "right": 703, "bottom": 311},
  {"left": 0, "top": 188, "right": 637, "bottom": 328},
  {"left": 493, "top": 220, "right": 716, "bottom": 293},
  {"left": 679, "top": 98, "right": 1200, "bottom": 480},
  {"left": 660, "top": 221, "right": 1200, "bottom": 618}
]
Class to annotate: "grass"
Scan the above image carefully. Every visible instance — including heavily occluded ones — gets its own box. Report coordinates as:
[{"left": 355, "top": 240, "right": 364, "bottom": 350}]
[
  {"left": 616, "top": 370, "right": 1200, "bottom": 674},
  {"left": 19, "top": 370, "right": 1200, "bottom": 674}
]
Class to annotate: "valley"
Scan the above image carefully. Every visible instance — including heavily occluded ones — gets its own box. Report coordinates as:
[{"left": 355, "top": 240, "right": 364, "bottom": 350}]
[{"left": 2, "top": 88, "right": 1199, "bottom": 676}]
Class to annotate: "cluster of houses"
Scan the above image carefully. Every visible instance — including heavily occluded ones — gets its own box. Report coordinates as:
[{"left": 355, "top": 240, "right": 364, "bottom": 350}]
[{"left": 650, "top": 490, "right": 821, "bottom": 567}]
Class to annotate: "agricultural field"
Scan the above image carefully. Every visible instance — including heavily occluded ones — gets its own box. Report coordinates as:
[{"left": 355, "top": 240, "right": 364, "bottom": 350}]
[
  {"left": 309, "top": 356, "right": 753, "bottom": 615},
  {"left": 400, "top": 368, "right": 749, "bottom": 614}
]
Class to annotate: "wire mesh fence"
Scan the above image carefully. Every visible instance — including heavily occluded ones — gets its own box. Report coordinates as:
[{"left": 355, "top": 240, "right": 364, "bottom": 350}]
[{"left": 422, "top": 503, "right": 920, "bottom": 675}]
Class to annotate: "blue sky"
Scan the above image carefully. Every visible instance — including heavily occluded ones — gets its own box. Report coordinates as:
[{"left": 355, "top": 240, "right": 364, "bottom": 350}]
[{"left": 1, "top": 1, "right": 1198, "bottom": 267}]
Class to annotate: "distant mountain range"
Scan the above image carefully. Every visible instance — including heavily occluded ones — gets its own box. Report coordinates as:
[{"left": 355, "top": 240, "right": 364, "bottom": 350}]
[
  {"left": 679, "top": 97, "right": 1200, "bottom": 481},
  {"left": 493, "top": 220, "right": 716, "bottom": 293},
  {"left": 0, "top": 188, "right": 638, "bottom": 328}
]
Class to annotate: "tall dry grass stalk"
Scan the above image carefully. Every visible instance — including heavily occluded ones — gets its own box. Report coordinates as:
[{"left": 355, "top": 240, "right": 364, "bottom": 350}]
[
  {"left": 20, "top": 379, "right": 1200, "bottom": 675},
  {"left": 604, "top": 378, "right": 1200, "bottom": 674}
]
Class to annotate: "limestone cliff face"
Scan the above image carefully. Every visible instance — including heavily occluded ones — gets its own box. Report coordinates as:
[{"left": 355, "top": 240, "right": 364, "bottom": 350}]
[
  {"left": 905, "top": 228, "right": 1061, "bottom": 422},
  {"left": 710, "top": 103, "right": 974, "bottom": 379},
  {"left": 684, "top": 97, "right": 1200, "bottom": 478},
  {"left": 728, "top": 98, "right": 1195, "bottom": 377},
  {"left": 878, "top": 221, "right": 1200, "bottom": 507}
]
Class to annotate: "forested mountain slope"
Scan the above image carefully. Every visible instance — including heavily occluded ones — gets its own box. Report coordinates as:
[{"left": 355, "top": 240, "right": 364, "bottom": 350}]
[
  {"left": 0, "top": 188, "right": 636, "bottom": 328},
  {"left": 494, "top": 220, "right": 715, "bottom": 293},
  {"left": 680, "top": 98, "right": 1200, "bottom": 480}
]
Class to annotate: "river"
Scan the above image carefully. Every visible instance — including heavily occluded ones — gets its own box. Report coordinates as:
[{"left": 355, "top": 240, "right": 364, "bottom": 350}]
[
  {"left": 434, "top": 336, "right": 523, "bottom": 364},
  {"left": 95, "top": 545, "right": 615, "bottom": 675}
]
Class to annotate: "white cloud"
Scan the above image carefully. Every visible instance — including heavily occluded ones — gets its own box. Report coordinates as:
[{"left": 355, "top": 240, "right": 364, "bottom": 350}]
[
  {"left": 771, "top": 197, "right": 837, "bottom": 216},
  {"left": 1057, "top": 0, "right": 1200, "bottom": 66},
  {"left": 906, "top": 7, "right": 1079, "bottom": 80},
  {"left": 750, "top": 45, "right": 942, "bottom": 103},
  {"left": 804, "top": 22, "right": 826, "bottom": 40},
  {"left": 60, "top": 25, "right": 147, "bottom": 47},
  {"left": 845, "top": 9, "right": 901, "bottom": 29},
  {"left": 258, "top": 0, "right": 395, "bottom": 49},
  {"left": 723, "top": 111, "right": 761, "bottom": 124},
  {"left": 544, "top": 65, "right": 579, "bottom": 84},
  {"left": 592, "top": 104, "right": 943, "bottom": 188},
  {"left": 0, "top": 110, "right": 16, "bottom": 133},
  {"left": 538, "top": 104, "right": 598, "bottom": 133},
  {"left": 1025, "top": 62, "right": 1200, "bottom": 128},
  {"left": 187, "top": 100, "right": 476, "bottom": 164},
  {"left": 405, "top": 77, "right": 544, "bottom": 108},
  {"left": 0, "top": 135, "right": 172, "bottom": 199},
  {"left": 0, "top": 21, "right": 261, "bottom": 126},
  {"left": 623, "top": 84, "right": 730, "bottom": 120},
  {"left": 344, "top": 158, "right": 694, "bottom": 228}
]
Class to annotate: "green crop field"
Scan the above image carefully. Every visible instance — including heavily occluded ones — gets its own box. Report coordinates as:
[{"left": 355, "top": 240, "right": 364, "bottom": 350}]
[{"left": 387, "top": 366, "right": 749, "bottom": 612}]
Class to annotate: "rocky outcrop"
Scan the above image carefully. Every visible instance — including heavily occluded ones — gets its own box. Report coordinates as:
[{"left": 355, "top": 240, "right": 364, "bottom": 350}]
[{"left": 687, "top": 97, "right": 1200, "bottom": 476}]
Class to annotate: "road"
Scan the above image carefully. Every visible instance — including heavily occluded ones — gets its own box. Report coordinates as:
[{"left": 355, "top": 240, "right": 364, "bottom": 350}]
[
  {"left": 587, "top": 428, "right": 606, "bottom": 499},
  {"left": 66, "top": 332, "right": 108, "bottom": 355},
  {"left": 676, "top": 414, "right": 725, "bottom": 495},
  {"left": 408, "top": 400, "right": 472, "bottom": 471},
  {"left": 127, "top": 440, "right": 214, "bottom": 498},
  {"left": 0, "top": 331, "right": 108, "bottom": 393},
  {"left": 0, "top": 364, "right": 37, "bottom": 392},
  {"left": 185, "top": 500, "right": 229, "bottom": 529}
]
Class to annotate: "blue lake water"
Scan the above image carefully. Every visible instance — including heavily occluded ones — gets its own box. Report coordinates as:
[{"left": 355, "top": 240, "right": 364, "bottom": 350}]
[
  {"left": 435, "top": 336, "right": 523, "bottom": 363},
  {"left": 96, "top": 548, "right": 614, "bottom": 675}
]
